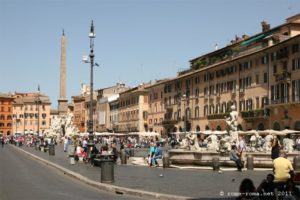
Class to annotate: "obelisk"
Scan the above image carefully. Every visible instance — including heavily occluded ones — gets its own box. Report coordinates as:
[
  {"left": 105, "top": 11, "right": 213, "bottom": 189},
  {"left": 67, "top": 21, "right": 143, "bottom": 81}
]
[{"left": 58, "top": 30, "right": 68, "bottom": 115}]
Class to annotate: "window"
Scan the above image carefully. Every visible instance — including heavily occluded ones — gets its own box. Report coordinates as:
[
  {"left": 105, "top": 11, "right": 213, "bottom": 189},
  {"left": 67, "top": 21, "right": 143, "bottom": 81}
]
[
  {"left": 195, "top": 107, "right": 200, "bottom": 118},
  {"left": 292, "top": 58, "right": 300, "bottom": 70},
  {"left": 261, "top": 54, "right": 269, "bottom": 64},
  {"left": 195, "top": 88, "right": 199, "bottom": 97},
  {"left": 264, "top": 73, "right": 268, "bottom": 83},
  {"left": 256, "top": 97, "right": 260, "bottom": 109},
  {"left": 273, "top": 65, "right": 277, "bottom": 74},
  {"left": 292, "top": 43, "right": 299, "bottom": 54},
  {"left": 256, "top": 74, "right": 259, "bottom": 84}
]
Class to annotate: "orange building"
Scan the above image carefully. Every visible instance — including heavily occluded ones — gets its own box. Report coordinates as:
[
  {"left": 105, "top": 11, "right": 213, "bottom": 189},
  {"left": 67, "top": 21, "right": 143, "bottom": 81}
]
[
  {"left": 151, "top": 13, "right": 300, "bottom": 134},
  {"left": 0, "top": 93, "right": 14, "bottom": 136},
  {"left": 13, "top": 92, "right": 51, "bottom": 135},
  {"left": 72, "top": 95, "right": 86, "bottom": 133}
]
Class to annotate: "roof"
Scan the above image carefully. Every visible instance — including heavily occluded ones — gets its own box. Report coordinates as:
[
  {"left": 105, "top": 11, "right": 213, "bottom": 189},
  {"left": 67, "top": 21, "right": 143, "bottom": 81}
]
[{"left": 0, "top": 93, "right": 14, "bottom": 99}]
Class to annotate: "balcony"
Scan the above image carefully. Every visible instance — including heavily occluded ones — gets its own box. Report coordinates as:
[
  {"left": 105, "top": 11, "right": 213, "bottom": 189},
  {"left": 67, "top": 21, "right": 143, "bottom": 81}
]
[
  {"left": 270, "top": 97, "right": 290, "bottom": 105},
  {"left": 206, "top": 113, "right": 229, "bottom": 120},
  {"left": 241, "top": 109, "right": 267, "bottom": 120},
  {"left": 162, "top": 119, "right": 178, "bottom": 126},
  {"left": 274, "top": 71, "right": 291, "bottom": 83}
]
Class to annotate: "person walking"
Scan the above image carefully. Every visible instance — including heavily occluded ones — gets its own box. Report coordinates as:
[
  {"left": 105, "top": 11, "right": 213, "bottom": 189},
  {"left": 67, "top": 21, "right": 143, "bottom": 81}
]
[{"left": 1, "top": 137, "right": 4, "bottom": 148}]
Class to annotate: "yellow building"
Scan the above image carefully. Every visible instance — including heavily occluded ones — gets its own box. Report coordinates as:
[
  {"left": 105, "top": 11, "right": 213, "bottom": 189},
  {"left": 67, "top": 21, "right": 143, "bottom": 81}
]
[{"left": 118, "top": 84, "right": 149, "bottom": 133}]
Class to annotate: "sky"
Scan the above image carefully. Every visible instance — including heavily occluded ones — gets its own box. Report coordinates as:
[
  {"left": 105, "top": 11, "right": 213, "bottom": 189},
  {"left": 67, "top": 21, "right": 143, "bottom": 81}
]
[{"left": 1, "top": 0, "right": 300, "bottom": 109}]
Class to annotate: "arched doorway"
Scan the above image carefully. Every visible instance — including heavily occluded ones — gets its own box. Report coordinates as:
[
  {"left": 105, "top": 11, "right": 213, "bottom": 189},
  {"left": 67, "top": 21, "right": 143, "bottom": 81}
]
[
  {"left": 205, "top": 125, "right": 210, "bottom": 130},
  {"left": 216, "top": 126, "right": 221, "bottom": 131},
  {"left": 196, "top": 125, "right": 200, "bottom": 132},
  {"left": 273, "top": 122, "right": 281, "bottom": 131},
  {"left": 257, "top": 123, "right": 264, "bottom": 131},
  {"left": 294, "top": 121, "right": 300, "bottom": 131}
]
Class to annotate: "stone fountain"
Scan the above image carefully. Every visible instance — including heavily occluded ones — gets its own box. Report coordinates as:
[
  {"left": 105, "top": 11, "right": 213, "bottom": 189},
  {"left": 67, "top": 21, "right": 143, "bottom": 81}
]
[
  {"left": 168, "top": 105, "right": 299, "bottom": 168},
  {"left": 45, "top": 112, "right": 79, "bottom": 141}
]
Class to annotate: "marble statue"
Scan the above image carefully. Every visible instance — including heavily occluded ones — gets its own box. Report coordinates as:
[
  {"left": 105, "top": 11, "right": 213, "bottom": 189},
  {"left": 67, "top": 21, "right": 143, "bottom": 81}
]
[
  {"left": 186, "top": 132, "right": 201, "bottom": 151},
  {"left": 219, "top": 137, "right": 231, "bottom": 153},
  {"left": 206, "top": 134, "right": 219, "bottom": 151},
  {"left": 283, "top": 138, "right": 295, "bottom": 153},
  {"left": 46, "top": 113, "right": 79, "bottom": 140},
  {"left": 263, "top": 134, "right": 274, "bottom": 152},
  {"left": 225, "top": 105, "right": 239, "bottom": 144},
  {"left": 249, "top": 132, "right": 264, "bottom": 152}
]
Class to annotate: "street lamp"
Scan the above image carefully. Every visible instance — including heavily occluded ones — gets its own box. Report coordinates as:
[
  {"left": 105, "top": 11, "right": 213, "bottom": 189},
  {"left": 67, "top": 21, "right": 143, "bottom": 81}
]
[{"left": 83, "top": 20, "right": 98, "bottom": 158}]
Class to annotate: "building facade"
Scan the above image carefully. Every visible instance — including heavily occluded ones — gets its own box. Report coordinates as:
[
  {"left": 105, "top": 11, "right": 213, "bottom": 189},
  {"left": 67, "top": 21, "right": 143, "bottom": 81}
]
[
  {"left": 157, "top": 14, "right": 300, "bottom": 134},
  {"left": 146, "top": 80, "right": 169, "bottom": 135},
  {"left": 118, "top": 84, "right": 149, "bottom": 132},
  {"left": 13, "top": 92, "right": 51, "bottom": 135},
  {"left": 96, "top": 83, "right": 128, "bottom": 132},
  {"left": 0, "top": 93, "right": 14, "bottom": 136}
]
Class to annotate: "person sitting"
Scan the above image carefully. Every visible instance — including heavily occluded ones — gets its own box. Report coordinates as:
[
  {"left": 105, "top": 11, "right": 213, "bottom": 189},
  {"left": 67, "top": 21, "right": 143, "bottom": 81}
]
[
  {"left": 152, "top": 143, "right": 163, "bottom": 167},
  {"left": 273, "top": 150, "right": 294, "bottom": 198},
  {"left": 256, "top": 174, "right": 275, "bottom": 200},
  {"left": 237, "top": 178, "right": 258, "bottom": 200},
  {"left": 273, "top": 151, "right": 294, "bottom": 183},
  {"left": 229, "top": 145, "right": 243, "bottom": 171}
]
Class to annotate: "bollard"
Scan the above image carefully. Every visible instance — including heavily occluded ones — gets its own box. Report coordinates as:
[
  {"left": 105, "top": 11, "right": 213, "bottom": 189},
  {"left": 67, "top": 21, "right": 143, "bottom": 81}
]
[
  {"left": 69, "top": 156, "right": 75, "bottom": 165},
  {"left": 163, "top": 153, "right": 170, "bottom": 168},
  {"left": 101, "top": 158, "right": 114, "bottom": 183},
  {"left": 247, "top": 154, "right": 254, "bottom": 170},
  {"left": 120, "top": 149, "right": 127, "bottom": 164},
  {"left": 48, "top": 144, "right": 55, "bottom": 156},
  {"left": 212, "top": 157, "right": 220, "bottom": 171},
  {"left": 293, "top": 156, "right": 300, "bottom": 171},
  {"left": 68, "top": 145, "right": 75, "bottom": 157},
  {"left": 129, "top": 148, "right": 134, "bottom": 157}
]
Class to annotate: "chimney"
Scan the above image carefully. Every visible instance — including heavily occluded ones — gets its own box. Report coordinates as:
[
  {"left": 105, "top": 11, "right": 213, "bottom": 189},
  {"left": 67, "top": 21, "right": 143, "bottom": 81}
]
[{"left": 261, "top": 21, "right": 270, "bottom": 32}]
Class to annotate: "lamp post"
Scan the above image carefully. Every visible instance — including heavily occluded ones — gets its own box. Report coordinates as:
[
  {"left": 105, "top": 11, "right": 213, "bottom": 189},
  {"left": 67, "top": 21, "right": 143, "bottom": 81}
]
[{"left": 83, "top": 20, "right": 97, "bottom": 157}]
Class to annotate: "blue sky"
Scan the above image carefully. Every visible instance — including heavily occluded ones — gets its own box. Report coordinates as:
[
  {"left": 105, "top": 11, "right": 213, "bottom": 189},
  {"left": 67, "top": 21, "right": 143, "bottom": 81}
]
[{"left": 1, "top": 0, "right": 300, "bottom": 109}]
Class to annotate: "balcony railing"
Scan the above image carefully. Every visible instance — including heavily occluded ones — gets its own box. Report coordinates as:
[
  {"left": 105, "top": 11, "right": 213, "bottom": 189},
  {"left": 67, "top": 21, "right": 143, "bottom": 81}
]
[
  {"left": 274, "top": 71, "right": 291, "bottom": 82},
  {"left": 241, "top": 109, "right": 267, "bottom": 119},
  {"left": 206, "top": 113, "right": 229, "bottom": 120}
]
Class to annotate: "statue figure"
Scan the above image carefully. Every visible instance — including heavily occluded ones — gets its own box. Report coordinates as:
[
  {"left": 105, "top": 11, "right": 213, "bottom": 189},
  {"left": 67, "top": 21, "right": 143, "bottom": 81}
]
[
  {"left": 186, "top": 132, "right": 201, "bottom": 151},
  {"left": 263, "top": 134, "right": 274, "bottom": 152},
  {"left": 206, "top": 134, "right": 219, "bottom": 151},
  {"left": 225, "top": 105, "right": 239, "bottom": 144},
  {"left": 179, "top": 137, "right": 189, "bottom": 150},
  {"left": 178, "top": 132, "right": 201, "bottom": 151},
  {"left": 219, "top": 137, "right": 231, "bottom": 153},
  {"left": 249, "top": 132, "right": 264, "bottom": 152},
  {"left": 283, "top": 138, "right": 295, "bottom": 153}
]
